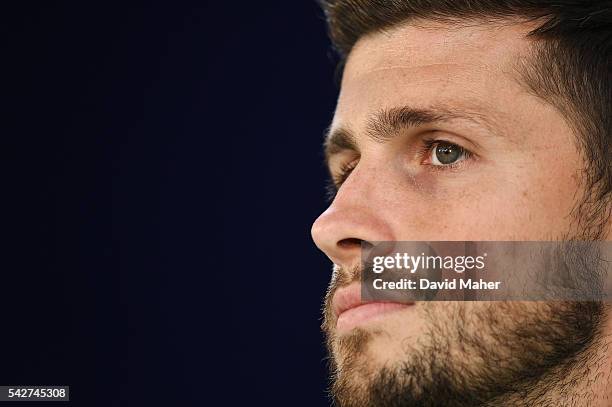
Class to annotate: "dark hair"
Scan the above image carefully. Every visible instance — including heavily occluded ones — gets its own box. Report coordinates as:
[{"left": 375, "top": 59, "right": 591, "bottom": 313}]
[{"left": 319, "top": 0, "right": 612, "bottom": 238}]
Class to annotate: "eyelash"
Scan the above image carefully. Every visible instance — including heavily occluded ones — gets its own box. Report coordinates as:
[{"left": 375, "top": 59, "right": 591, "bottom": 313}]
[
  {"left": 420, "top": 139, "right": 472, "bottom": 169},
  {"left": 326, "top": 160, "right": 358, "bottom": 201},
  {"left": 326, "top": 139, "right": 472, "bottom": 200}
]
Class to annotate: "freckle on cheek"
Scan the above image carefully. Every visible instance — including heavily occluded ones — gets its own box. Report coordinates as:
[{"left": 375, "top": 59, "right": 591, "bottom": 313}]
[
  {"left": 403, "top": 170, "right": 470, "bottom": 201},
  {"left": 406, "top": 171, "right": 437, "bottom": 196}
]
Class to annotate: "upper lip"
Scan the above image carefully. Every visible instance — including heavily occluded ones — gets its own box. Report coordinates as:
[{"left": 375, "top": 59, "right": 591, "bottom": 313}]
[
  {"left": 332, "top": 282, "right": 367, "bottom": 317},
  {"left": 332, "top": 282, "right": 415, "bottom": 318}
]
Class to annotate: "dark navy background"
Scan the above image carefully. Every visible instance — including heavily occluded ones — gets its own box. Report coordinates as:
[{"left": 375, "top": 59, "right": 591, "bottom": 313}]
[{"left": 2, "top": 2, "right": 336, "bottom": 406}]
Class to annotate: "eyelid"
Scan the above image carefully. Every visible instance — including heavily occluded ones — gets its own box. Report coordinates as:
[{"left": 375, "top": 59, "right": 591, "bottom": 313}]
[
  {"left": 424, "top": 130, "right": 480, "bottom": 152},
  {"left": 326, "top": 157, "right": 358, "bottom": 202},
  {"left": 332, "top": 158, "right": 359, "bottom": 186},
  {"left": 418, "top": 138, "right": 476, "bottom": 173},
  {"left": 327, "top": 135, "right": 477, "bottom": 198},
  {"left": 425, "top": 140, "right": 470, "bottom": 163}
]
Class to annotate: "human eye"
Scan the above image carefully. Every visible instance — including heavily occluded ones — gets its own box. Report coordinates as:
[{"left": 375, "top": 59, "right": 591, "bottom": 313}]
[
  {"left": 326, "top": 158, "right": 359, "bottom": 201},
  {"left": 420, "top": 139, "right": 472, "bottom": 168}
]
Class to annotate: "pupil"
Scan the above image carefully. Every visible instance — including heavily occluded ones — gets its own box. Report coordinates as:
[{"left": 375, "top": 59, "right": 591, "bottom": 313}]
[{"left": 435, "top": 143, "right": 461, "bottom": 164}]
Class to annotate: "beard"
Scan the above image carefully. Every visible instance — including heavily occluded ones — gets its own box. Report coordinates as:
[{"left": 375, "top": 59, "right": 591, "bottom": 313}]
[{"left": 322, "top": 247, "right": 607, "bottom": 406}]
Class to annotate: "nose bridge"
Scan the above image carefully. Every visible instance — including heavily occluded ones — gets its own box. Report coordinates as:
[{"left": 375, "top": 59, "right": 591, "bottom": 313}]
[
  {"left": 337, "top": 156, "right": 401, "bottom": 211},
  {"left": 311, "top": 158, "right": 397, "bottom": 268}
]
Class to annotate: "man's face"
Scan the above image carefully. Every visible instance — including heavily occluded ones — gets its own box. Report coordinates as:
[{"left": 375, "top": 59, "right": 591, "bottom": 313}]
[{"left": 311, "top": 21, "right": 605, "bottom": 406}]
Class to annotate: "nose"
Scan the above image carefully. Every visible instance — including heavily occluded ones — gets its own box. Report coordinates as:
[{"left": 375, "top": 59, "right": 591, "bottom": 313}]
[{"left": 311, "top": 167, "right": 395, "bottom": 268}]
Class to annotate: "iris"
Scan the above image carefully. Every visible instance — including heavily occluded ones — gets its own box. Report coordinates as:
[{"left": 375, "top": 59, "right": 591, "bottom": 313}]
[{"left": 435, "top": 142, "right": 462, "bottom": 164}]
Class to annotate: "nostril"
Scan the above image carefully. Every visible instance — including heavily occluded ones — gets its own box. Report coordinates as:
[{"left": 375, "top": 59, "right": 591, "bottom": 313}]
[
  {"left": 337, "top": 238, "right": 363, "bottom": 249},
  {"left": 361, "top": 241, "right": 374, "bottom": 251}
]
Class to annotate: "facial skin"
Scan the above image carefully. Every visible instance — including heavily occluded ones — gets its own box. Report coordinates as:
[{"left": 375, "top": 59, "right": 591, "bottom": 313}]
[{"left": 311, "top": 20, "right": 612, "bottom": 406}]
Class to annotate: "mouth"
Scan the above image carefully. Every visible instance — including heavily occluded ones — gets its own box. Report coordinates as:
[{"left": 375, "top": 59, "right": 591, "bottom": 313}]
[{"left": 332, "top": 282, "right": 414, "bottom": 333}]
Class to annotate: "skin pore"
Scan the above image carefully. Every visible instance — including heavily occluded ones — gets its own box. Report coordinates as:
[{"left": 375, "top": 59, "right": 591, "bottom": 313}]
[{"left": 311, "top": 19, "right": 612, "bottom": 406}]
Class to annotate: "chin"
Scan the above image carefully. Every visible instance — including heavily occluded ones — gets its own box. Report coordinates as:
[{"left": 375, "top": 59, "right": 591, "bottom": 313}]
[{"left": 333, "top": 312, "right": 427, "bottom": 369}]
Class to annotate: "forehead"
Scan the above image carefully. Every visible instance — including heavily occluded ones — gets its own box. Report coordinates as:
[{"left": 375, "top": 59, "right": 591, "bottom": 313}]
[{"left": 334, "top": 20, "right": 537, "bottom": 131}]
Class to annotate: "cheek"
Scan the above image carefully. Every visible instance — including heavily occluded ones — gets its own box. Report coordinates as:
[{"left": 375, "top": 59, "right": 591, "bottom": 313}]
[
  {"left": 384, "top": 172, "right": 482, "bottom": 240},
  {"left": 387, "top": 167, "right": 578, "bottom": 241},
  {"left": 481, "top": 157, "right": 581, "bottom": 239},
  {"left": 404, "top": 169, "right": 439, "bottom": 197}
]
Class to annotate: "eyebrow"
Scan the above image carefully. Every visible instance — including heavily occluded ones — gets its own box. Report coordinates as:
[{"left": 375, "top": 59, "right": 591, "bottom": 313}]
[{"left": 324, "top": 105, "right": 494, "bottom": 161}]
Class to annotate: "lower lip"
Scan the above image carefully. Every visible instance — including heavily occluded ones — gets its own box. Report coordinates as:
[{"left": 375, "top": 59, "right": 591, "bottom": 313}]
[{"left": 336, "top": 302, "right": 413, "bottom": 333}]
